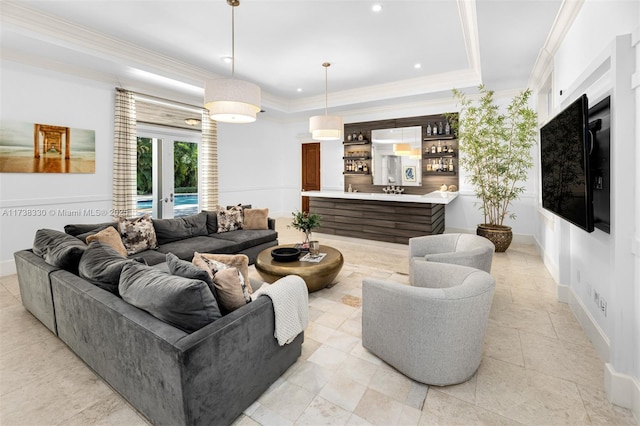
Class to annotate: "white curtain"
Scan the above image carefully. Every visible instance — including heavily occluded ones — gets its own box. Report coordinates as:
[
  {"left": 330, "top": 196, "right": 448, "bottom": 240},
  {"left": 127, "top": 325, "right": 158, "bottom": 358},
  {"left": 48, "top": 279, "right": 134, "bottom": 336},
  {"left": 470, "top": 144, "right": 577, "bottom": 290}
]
[
  {"left": 112, "top": 88, "right": 137, "bottom": 217},
  {"left": 200, "top": 110, "right": 219, "bottom": 211}
]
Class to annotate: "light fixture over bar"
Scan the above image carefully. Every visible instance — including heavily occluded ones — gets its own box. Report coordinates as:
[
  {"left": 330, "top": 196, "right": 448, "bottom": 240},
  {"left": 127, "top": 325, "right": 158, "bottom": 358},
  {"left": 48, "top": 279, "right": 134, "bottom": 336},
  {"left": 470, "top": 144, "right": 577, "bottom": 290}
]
[{"left": 309, "top": 62, "right": 343, "bottom": 141}]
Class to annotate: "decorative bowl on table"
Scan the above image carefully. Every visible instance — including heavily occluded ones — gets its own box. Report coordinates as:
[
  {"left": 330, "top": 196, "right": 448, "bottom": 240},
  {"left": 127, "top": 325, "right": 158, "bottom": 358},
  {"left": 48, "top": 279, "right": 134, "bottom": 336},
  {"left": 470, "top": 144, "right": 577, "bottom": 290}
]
[{"left": 271, "top": 247, "right": 301, "bottom": 262}]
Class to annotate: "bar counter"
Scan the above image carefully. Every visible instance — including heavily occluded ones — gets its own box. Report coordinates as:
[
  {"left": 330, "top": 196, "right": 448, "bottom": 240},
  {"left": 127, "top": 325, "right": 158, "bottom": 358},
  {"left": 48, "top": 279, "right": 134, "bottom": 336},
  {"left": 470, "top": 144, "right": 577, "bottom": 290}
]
[{"left": 301, "top": 190, "right": 459, "bottom": 244}]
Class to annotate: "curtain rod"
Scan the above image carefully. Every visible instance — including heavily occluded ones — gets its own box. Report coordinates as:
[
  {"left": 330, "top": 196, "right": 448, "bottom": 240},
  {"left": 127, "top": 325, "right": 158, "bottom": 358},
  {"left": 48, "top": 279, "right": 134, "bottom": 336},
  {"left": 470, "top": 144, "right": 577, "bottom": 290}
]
[{"left": 117, "top": 87, "right": 206, "bottom": 112}]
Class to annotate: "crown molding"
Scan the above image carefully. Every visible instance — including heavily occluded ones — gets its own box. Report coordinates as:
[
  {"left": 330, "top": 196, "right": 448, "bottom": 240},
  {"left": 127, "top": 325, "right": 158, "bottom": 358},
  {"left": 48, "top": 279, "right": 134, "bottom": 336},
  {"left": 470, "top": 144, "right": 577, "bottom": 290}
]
[
  {"left": 528, "top": 0, "right": 584, "bottom": 90},
  {"left": 1, "top": 0, "right": 484, "bottom": 116}
]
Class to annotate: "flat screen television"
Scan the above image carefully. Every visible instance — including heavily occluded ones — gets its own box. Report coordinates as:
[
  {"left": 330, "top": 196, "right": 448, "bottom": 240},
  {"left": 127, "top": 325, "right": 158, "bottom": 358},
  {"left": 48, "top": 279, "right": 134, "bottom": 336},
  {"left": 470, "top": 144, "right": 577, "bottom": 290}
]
[{"left": 540, "top": 94, "right": 594, "bottom": 232}]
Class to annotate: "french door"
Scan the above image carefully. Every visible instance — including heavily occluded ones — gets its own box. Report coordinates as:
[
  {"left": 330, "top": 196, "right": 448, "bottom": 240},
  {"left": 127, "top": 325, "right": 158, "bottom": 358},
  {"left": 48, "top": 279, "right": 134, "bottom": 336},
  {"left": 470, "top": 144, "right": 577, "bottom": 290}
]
[{"left": 136, "top": 126, "right": 200, "bottom": 219}]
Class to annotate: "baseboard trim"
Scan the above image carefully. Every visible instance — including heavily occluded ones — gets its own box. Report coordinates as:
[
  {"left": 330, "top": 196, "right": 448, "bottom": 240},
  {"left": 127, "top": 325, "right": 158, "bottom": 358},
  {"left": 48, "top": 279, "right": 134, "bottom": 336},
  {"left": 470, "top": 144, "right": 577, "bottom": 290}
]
[
  {"left": 0, "top": 259, "right": 16, "bottom": 277},
  {"left": 566, "top": 285, "right": 610, "bottom": 363},
  {"left": 605, "top": 363, "right": 640, "bottom": 421},
  {"left": 445, "top": 227, "right": 535, "bottom": 245}
]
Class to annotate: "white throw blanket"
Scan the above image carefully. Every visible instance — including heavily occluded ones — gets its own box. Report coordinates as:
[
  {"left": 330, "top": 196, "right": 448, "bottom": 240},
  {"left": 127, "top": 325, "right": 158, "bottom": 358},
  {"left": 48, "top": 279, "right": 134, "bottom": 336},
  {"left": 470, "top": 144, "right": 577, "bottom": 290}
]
[{"left": 251, "top": 275, "right": 309, "bottom": 346}]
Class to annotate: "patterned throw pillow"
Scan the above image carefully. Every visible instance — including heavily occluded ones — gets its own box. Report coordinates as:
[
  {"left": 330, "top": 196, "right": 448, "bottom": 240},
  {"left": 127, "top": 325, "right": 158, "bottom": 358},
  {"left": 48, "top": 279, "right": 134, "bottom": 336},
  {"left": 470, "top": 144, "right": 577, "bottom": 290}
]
[
  {"left": 117, "top": 214, "right": 158, "bottom": 255},
  {"left": 86, "top": 226, "right": 128, "bottom": 257},
  {"left": 216, "top": 205, "right": 244, "bottom": 233}
]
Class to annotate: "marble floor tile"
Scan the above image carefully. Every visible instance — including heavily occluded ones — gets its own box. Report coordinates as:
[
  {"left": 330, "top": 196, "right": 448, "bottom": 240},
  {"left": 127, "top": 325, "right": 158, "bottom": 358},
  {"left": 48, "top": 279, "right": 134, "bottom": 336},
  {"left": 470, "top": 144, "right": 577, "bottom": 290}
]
[
  {"left": 308, "top": 344, "right": 349, "bottom": 370},
  {"left": 257, "top": 380, "right": 315, "bottom": 422},
  {"left": 483, "top": 323, "right": 525, "bottom": 367},
  {"left": 285, "top": 360, "right": 332, "bottom": 394},
  {"left": 489, "top": 302, "right": 558, "bottom": 339},
  {"left": 420, "top": 388, "right": 518, "bottom": 425},
  {"left": 578, "top": 383, "right": 638, "bottom": 425},
  {"left": 319, "top": 374, "right": 367, "bottom": 412},
  {"left": 61, "top": 393, "right": 149, "bottom": 425},
  {"left": 334, "top": 354, "right": 379, "bottom": 387},
  {"left": 294, "top": 395, "right": 352, "bottom": 425},
  {"left": 353, "top": 388, "right": 408, "bottom": 426}
]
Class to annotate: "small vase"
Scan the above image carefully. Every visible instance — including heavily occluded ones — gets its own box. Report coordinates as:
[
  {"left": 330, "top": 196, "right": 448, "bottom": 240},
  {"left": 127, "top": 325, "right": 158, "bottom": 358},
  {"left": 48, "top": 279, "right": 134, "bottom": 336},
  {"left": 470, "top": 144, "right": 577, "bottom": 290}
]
[{"left": 303, "top": 230, "right": 312, "bottom": 247}]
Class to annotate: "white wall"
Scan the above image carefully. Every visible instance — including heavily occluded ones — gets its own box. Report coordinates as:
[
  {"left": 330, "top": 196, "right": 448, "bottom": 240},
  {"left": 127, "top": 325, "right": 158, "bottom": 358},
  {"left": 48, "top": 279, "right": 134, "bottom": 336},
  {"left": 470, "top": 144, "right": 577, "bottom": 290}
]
[
  {"left": 0, "top": 61, "right": 115, "bottom": 274},
  {"left": 534, "top": 0, "right": 639, "bottom": 414}
]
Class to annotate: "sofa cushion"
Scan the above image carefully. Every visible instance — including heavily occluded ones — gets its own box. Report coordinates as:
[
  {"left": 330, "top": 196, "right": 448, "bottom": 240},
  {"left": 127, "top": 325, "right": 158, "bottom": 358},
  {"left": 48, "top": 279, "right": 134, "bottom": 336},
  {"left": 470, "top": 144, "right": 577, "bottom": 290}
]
[
  {"left": 212, "top": 229, "right": 277, "bottom": 252},
  {"left": 156, "top": 236, "right": 238, "bottom": 260},
  {"left": 202, "top": 210, "right": 217, "bottom": 234},
  {"left": 86, "top": 226, "right": 128, "bottom": 257},
  {"left": 32, "top": 228, "right": 87, "bottom": 273},
  {"left": 152, "top": 212, "right": 208, "bottom": 245},
  {"left": 166, "top": 253, "right": 221, "bottom": 317},
  {"left": 117, "top": 214, "right": 158, "bottom": 255},
  {"left": 243, "top": 208, "right": 269, "bottom": 230},
  {"left": 217, "top": 205, "right": 244, "bottom": 233},
  {"left": 64, "top": 221, "right": 116, "bottom": 237},
  {"left": 79, "top": 241, "right": 132, "bottom": 295},
  {"left": 127, "top": 249, "right": 169, "bottom": 266},
  {"left": 119, "top": 262, "right": 219, "bottom": 333}
]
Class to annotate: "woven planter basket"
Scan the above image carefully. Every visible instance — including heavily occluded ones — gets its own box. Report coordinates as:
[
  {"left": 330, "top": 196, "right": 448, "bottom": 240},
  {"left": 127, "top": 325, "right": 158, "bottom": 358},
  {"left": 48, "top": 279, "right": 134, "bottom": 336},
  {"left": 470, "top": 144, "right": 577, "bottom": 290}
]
[{"left": 477, "top": 224, "right": 513, "bottom": 252}]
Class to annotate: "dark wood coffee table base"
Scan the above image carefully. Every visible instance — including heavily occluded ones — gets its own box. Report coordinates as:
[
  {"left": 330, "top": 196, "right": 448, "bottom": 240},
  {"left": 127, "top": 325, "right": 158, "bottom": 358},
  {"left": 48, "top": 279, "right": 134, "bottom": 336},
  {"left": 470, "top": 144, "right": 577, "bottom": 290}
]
[{"left": 255, "top": 244, "right": 344, "bottom": 292}]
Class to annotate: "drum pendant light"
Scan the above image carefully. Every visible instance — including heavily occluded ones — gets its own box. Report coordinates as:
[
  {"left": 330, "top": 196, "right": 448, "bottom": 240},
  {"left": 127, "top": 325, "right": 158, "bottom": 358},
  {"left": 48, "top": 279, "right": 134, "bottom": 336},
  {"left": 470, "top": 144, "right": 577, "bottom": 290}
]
[
  {"left": 204, "top": 0, "right": 261, "bottom": 123},
  {"left": 309, "top": 62, "right": 343, "bottom": 141}
]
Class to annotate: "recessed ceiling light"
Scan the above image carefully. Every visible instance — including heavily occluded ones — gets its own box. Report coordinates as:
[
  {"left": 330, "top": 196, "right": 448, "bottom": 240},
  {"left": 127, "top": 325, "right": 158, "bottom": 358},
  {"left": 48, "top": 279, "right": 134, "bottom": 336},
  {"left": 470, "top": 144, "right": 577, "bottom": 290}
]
[
  {"left": 297, "top": 88, "right": 302, "bottom": 92},
  {"left": 414, "top": 63, "right": 422, "bottom": 69},
  {"left": 372, "top": 4, "right": 383, "bottom": 12},
  {"left": 222, "top": 56, "right": 233, "bottom": 64}
]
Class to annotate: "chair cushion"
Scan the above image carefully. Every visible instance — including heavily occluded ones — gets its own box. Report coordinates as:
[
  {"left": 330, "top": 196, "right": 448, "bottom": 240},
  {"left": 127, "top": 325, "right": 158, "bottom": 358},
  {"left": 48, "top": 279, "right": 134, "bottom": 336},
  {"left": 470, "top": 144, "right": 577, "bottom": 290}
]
[{"left": 119, "top": 262, "right": 219, "bottom": 333}]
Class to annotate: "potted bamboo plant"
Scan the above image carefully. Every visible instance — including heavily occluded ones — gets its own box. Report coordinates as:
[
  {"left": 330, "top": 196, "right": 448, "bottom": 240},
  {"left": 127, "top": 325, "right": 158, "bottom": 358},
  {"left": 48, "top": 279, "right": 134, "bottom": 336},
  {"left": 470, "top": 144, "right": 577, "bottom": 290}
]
[{"left": 447, "top": 85, "right": 537, "bottom": 252}]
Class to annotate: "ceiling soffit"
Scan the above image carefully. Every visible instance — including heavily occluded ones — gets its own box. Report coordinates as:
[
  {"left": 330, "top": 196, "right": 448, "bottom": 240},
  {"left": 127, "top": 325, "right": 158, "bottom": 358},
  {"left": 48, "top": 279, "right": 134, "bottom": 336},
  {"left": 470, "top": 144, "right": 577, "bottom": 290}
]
[{"left": 0, "top": 1, "right": 483, "bottom": 114}]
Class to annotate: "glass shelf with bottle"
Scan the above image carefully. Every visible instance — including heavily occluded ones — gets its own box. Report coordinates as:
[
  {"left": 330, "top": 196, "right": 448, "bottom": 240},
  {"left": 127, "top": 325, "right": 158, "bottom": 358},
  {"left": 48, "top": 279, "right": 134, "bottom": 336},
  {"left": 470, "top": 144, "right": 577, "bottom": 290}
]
[{"left": 424, "top": 158, "right": 455, "bottom": 174}]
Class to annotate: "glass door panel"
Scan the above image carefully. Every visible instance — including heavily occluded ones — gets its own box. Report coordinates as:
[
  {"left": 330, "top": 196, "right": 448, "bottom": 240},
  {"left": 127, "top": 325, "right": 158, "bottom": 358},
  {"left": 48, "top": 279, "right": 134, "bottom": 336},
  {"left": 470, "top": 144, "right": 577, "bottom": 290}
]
[{"left": 136, "top": 130, "right": 200, "bottom": 219}]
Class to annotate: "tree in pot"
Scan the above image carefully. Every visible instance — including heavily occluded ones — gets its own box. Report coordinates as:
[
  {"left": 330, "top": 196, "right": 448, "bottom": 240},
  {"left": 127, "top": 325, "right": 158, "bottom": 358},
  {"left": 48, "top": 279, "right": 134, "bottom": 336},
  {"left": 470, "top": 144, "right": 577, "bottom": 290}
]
[{"left": 447, "top": 85, "right": 537, "bottom": 252}]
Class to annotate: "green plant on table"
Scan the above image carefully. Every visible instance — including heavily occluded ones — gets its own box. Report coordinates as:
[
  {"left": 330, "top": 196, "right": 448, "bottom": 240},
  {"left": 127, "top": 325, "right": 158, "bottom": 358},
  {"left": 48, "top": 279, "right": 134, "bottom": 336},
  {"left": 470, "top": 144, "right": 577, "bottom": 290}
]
[{"left": 290, "top": 211, "right": 322, "bottom": 243}]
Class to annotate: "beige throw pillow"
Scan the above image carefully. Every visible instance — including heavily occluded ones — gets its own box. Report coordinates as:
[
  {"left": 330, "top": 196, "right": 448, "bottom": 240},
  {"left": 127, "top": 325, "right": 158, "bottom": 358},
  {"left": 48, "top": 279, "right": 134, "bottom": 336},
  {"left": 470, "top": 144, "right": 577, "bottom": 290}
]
[
  {"left": 86, "top": 226, "right": 128, "bottom": 257},
  {"left": 210, "top": 267, "right": 248, "bottom": 313},
  {"left": 242, "top": 208, "right": 269, "bottom": 230}
]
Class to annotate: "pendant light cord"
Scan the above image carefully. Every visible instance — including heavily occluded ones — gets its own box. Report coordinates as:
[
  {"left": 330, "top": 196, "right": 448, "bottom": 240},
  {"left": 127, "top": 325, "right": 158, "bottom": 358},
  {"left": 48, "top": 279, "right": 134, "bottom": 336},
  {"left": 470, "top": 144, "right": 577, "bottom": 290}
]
[
  {"left": 231, "top": 5, "right": 235, "bottom": 78},
  {"left": 323, "top": 62, "right": 331, "bottom": 116}
]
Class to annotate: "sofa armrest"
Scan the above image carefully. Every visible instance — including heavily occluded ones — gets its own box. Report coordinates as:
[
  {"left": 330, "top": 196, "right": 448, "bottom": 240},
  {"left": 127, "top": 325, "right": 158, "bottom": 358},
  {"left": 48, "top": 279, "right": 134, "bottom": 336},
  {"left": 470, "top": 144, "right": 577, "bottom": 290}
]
[
  {"left": 175, "top": 297, "right": 303, "bottom": 425},
  {"left": 14, "top": 249, "right": 60, "bottom": 334}
]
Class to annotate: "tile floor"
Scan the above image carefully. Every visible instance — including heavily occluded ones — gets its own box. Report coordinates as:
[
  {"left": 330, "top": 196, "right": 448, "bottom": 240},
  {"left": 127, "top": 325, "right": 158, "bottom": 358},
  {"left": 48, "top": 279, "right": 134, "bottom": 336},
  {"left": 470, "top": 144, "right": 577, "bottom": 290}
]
[{"left": 0, "top": 221, "right": 636, "bottom": 425}]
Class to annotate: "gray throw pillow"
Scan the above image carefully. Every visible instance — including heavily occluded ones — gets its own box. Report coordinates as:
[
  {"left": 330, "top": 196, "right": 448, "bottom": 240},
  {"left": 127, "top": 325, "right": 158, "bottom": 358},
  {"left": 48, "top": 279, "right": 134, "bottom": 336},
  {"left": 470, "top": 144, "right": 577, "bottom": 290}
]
[
  {"left": 64, "top": 222, "right": 116, "bottom": 237},
  {"left": 166, "top": 252, "right": 221, "bottom": 320},
  {"left": 119, "top": 262, "right": 220, "bottom": 333},
  {"left": 79, "top": 241, "right": 132, "bottom": 296},
  {"left": 32, "top": 229, "right": 87, "bottom": 273}
]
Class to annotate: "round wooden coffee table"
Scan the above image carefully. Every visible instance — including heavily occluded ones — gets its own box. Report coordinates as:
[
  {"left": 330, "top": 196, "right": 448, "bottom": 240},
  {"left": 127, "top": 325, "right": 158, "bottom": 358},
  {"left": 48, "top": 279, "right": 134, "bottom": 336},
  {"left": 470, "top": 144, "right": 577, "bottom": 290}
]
[{"left": 255, "top": 244, "right": 344, "bottom": 292}]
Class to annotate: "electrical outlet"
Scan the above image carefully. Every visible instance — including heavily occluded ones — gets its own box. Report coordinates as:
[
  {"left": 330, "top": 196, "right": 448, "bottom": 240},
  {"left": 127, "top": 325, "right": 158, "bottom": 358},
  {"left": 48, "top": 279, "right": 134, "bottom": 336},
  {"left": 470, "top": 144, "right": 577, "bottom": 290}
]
[{"left": 600, "top": 298, "right": 607, "bottom": 317}]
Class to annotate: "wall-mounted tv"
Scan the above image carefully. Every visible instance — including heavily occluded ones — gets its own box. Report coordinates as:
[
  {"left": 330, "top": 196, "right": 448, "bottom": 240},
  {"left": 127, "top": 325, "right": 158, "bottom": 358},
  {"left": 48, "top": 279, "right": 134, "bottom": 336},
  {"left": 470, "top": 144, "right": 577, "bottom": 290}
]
[{"left": 540, "top": 94, "right": 594, "bottom": 232}]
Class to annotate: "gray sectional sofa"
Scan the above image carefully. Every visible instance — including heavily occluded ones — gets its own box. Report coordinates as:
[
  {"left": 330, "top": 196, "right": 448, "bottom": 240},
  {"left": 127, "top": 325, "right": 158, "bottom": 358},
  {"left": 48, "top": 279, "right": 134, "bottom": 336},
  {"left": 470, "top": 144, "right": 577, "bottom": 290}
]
[{"left": 13, "top": 211, "right": 303, "bottom": 425}]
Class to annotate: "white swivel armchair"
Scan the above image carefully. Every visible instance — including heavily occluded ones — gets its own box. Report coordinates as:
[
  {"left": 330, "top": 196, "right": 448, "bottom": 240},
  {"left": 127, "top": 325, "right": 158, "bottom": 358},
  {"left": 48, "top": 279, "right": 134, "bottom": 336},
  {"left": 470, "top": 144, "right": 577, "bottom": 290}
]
[
  {"left": 409, "top": 233, "right": 495, "bottom": 285},
  {"left": 362, "top": 261, "right": 495, "bottom": 386}
]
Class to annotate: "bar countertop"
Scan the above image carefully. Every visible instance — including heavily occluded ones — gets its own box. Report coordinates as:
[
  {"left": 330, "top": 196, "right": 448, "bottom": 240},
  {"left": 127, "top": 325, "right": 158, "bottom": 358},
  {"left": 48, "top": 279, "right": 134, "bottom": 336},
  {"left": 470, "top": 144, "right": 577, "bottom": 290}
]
[{"left": 301, "top": 190, "right": 459, "bottom": 205}]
